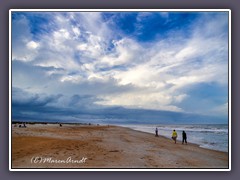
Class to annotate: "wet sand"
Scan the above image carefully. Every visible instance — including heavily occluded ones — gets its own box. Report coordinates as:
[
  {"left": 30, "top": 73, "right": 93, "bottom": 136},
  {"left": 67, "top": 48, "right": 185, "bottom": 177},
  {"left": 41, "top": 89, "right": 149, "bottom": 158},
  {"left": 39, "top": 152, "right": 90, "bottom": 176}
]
[{"left": 11, "top": 124, "right": 228, "bottom": 169}]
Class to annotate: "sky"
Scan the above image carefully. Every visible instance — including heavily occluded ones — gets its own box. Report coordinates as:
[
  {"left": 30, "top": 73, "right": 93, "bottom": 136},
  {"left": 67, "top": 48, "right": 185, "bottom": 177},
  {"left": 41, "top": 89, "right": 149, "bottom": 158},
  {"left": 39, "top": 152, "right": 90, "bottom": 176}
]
[{"left": 11, "top": 11, "right": 229, "bottom": 124}]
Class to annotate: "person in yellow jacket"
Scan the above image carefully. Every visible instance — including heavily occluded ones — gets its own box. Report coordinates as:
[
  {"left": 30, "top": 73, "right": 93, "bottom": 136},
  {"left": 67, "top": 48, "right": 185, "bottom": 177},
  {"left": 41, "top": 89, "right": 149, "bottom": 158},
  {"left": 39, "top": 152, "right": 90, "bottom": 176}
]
[{"left": 172, "top": 129, "right": 178, "bottom": 144}]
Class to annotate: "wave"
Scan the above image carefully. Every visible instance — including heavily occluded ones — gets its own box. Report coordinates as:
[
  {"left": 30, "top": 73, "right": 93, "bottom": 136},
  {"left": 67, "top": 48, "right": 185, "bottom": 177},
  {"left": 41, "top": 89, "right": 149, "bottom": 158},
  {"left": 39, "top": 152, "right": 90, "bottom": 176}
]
[
  {"left": 155, "top": 125, "right": 228, "bottom": 134},
  {"left": 119, "top": 124, "right": 228, "bottom": 152}
]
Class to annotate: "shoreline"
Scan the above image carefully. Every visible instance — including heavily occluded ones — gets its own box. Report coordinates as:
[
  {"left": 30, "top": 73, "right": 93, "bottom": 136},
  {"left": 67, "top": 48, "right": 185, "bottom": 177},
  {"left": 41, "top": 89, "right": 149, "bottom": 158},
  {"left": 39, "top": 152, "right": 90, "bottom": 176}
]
[
  {"left": 118, "top": 126, "right": 228, "bottom": 155},
  {"left": 118, "top": 124, "right": 228, "bottom": 153},
  {"left": 11, "top": 123, "right": 229, "bottom": 169}
]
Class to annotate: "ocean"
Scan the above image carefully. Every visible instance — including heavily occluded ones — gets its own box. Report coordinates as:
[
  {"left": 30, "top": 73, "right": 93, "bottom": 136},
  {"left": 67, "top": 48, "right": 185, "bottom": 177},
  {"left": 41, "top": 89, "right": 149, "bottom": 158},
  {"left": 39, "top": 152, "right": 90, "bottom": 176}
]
[{"left": 119, "top": 124, "right": 229, "bottom": 152}]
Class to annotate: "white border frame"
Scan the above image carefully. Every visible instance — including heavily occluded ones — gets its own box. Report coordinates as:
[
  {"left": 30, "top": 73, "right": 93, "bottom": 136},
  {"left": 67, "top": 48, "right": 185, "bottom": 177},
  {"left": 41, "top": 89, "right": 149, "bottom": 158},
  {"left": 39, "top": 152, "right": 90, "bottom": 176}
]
[{"left": 9, "top": 9, "right": 231, "bottom": 171}]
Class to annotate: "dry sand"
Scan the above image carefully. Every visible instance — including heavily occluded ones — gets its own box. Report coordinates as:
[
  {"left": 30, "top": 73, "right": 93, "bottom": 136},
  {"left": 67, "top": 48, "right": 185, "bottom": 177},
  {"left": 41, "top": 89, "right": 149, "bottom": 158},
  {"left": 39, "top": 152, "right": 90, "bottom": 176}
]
[{"left": 11, "top": 124, "right": 228, "bottom": 169}]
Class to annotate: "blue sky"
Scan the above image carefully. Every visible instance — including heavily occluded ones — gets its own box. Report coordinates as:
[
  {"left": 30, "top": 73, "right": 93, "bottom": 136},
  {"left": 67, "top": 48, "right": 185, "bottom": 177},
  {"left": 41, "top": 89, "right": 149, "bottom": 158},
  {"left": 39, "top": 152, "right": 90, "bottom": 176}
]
[{"left": 11, "top": 11, "right": 229, "bottom": 124}]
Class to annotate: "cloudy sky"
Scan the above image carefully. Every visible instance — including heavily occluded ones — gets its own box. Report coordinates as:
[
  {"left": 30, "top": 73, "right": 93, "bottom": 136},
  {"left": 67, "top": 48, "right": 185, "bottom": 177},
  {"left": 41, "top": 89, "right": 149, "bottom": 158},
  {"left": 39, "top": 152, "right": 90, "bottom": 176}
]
[{"left": 11, "top": 11, "right": 229, "bottom": 124}]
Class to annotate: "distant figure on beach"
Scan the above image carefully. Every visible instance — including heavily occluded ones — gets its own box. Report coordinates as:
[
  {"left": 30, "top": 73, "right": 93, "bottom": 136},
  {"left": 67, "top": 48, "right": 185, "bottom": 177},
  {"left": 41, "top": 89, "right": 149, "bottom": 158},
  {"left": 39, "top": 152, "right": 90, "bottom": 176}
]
[
  {"left": 172, "top": 130, "right": 178, "bottom": 144},
  {"left": 155, "top": 127, "right": 158, "bottom": 137},
  {"left": 59, "top": 123, "right": 62, "bottom": 127},
  {"left": 182, "top": 131, "right": 187, "bottom": 144}
]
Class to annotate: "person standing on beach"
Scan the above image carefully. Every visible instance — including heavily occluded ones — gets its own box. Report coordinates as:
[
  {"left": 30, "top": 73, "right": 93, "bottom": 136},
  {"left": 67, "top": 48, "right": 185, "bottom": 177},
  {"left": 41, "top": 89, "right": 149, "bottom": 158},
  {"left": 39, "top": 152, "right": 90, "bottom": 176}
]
[
  {"left": 172, "top": 130, "right": 178, "bottom": 144},
  {"left": 182, "top": 131, "right": 187, "bottom": 144},
  {"left": 155, "top": 127, "right": 158, "bottom": 137}
]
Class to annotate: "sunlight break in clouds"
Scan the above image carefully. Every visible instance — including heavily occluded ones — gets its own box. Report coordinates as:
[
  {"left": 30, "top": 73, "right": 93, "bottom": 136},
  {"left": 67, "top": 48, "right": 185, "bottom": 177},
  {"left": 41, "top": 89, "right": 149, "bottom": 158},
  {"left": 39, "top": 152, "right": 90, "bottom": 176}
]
[{"left": 11, "top": 11, "right": 229, "bottom": 123}]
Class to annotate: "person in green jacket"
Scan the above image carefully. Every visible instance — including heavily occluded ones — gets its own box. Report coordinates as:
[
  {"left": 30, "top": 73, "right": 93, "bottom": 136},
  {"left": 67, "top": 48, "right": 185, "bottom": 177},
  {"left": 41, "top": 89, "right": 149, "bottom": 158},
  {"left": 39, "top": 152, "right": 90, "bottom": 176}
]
[{"left": 172, "top": 129, "right": 178, "bottom": 144}]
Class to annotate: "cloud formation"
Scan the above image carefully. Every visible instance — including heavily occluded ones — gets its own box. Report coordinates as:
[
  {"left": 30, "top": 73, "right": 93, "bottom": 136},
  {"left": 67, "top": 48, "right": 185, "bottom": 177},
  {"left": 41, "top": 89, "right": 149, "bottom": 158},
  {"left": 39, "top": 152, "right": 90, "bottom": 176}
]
[{"left": 11, "top": 11, "right": 229, "bottom": 124}]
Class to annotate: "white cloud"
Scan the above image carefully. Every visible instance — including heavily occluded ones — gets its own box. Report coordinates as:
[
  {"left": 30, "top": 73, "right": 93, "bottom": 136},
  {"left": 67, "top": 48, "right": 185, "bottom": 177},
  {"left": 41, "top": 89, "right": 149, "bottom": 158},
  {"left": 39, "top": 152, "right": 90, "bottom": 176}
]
[
  {"left": 175, "top": 46, "right": 196, "bottom": 60},
  {"left": 77, "top": 43, "right": 87, "bottom": 51},
  {"left": 12, "top": 12, "right": 229, "bottom": 115},
  {"left": 60, "top": 75, "right": 83, "bottom": 83},
  {"left": 53, "top": 29, "right": 70, "bottom": 41},
  {"left": 26, "top": 41, "right": 39, "bottom": 49},
  {"left": 72, "top": 26, "right": 81, "bottom": 37},
  {"left": 100, "top": 38, "right": 142, "bottom": 67},
  {"left": 95, "top": 91, "right": 185, "bottom": 112},
  {"left": 12, "top": 16, "right": 39, "bottom": 62}
]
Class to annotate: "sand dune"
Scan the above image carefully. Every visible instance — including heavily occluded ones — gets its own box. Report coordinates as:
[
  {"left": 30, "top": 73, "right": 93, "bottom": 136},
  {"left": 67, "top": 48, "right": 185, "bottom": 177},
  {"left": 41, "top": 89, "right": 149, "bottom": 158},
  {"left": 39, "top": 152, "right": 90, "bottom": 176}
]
[{"left": 11, "top": 124, "right": 228, "bottom": 169}]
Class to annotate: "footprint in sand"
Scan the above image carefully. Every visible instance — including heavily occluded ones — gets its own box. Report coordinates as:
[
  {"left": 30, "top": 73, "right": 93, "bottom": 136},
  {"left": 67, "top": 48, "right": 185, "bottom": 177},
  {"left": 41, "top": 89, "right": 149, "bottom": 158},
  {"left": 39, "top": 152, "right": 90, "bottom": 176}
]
[
  {"left": 74, "top": 145, "right": 80, "bottom": 150},
  {"left": 63, "top": 151, "right": 69, "bottom": 155}
]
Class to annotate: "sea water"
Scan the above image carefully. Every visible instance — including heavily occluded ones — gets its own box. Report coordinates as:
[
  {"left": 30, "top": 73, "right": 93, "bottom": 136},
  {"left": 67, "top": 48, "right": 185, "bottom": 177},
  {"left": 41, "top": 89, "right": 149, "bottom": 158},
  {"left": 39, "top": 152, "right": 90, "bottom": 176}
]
[{"left": 119, "top": 124, "right": 229, "bottom": 152}]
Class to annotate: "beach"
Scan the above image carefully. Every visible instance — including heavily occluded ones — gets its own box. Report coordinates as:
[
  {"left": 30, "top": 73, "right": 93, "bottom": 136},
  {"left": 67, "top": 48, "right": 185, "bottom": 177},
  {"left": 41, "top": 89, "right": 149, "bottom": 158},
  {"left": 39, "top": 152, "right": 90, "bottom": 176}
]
[{"left": 11, "top": 123, "right": 228, "bottom": 169}]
